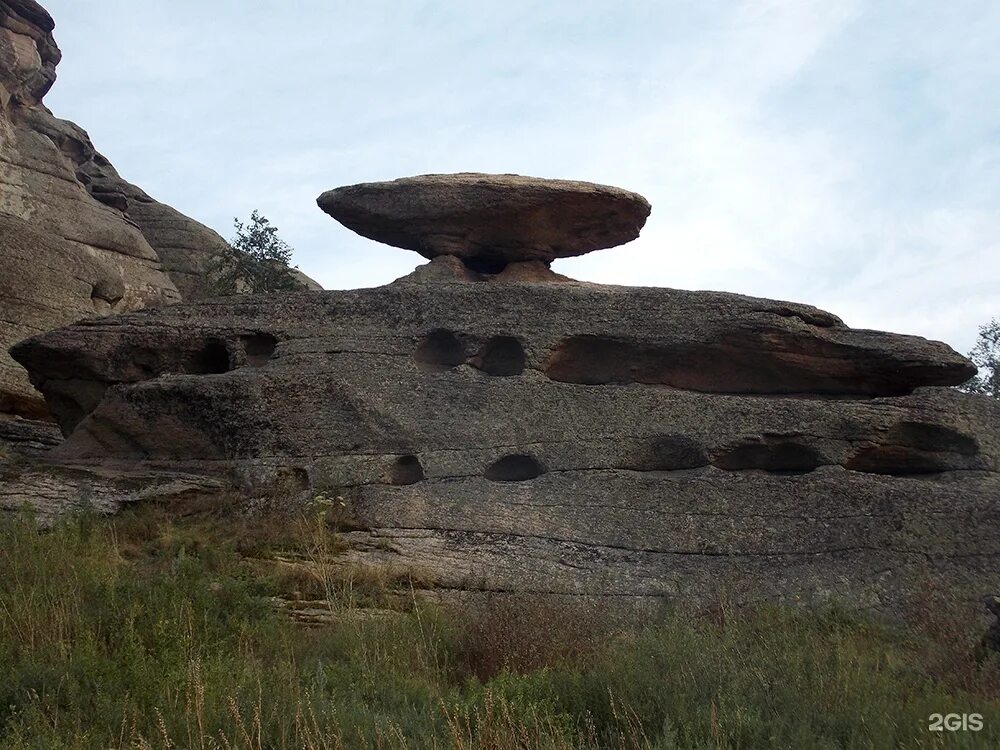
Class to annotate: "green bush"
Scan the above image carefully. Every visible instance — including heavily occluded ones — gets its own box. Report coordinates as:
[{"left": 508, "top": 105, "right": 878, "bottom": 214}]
[{"left": 209, "top": 210, "right": 301, "bottom": 296}]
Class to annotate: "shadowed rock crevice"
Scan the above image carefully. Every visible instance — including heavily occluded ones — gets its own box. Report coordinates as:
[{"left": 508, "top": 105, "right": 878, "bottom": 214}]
[
  {"left": 188, "top": 339, "right": 230, "bottom": 374},
  {"left": 89, "top": 277, "right": 124, "bottom": 307},
  {"left": 414, "top": 329, "right": 466, "bottom": 371},
  {"left": 470, "top": 336, "right": 526, "bottom": 377},
  {"left": 38, "top": 378, "right": 108, "bottom": 435},
  {"left": 241, "top": 333, "right": 277, "bottom": 367},
  {"left": 543, "top": 333, "right": 973, "bottom": 396},
  {"left": 485, "top": 454, "right": 546, "bottom": 482},
  {"left": 712, "top": 435, "right": 826, "bottom": 475},
  {"left": 845, "top": 422, "right": 981, "bottom": 476},
  {"left": 463, "top": 256, "right": 509, "bottom": 275},
  {"left": 415, "top": 330, "right": 527, "bottom": 377},
  {"left": 397, "top": 255, "right": 573, "bottom": 284}
]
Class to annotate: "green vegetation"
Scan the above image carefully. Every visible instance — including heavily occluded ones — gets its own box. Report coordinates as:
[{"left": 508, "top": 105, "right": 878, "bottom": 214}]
[
  {"left": 0, "top": 502, "right": 998, "bottom": 749},
  {"left": 961, "top": 318, "right": 999, "bottom": 399},
  {"left": 209, "top": 210, "right": 301, "bottom": 295}
]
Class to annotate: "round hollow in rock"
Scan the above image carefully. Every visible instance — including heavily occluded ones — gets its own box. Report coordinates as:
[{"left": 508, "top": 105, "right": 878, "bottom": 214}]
[
  {"left": 474, "top": 336, "right": 526, "bottom": 377},
  {"left": 241, "top": 333, "right": 278, "bottom": 367},
  {"left": 188, "top": 339, "right": 230, "bottom": 374},
  {"left": 390, "top": 455, "right": 425, "bottom": 485},
  {"left": 415, "top": 329, "right": 466, "bottom": 371},
  {"left": 843, "top": 422, "right": 978, "bottom": 475},
  {"left": 712, "top": 437, "right": 824, "bottom": 474},
  {"left": 485, "top": 454, "right": 545, "bottom": 482}
]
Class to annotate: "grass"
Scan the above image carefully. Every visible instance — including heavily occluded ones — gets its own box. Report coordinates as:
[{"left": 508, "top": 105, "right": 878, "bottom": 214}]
[{"left": 0, "top": 499, "right": 998, "bottom": 749}]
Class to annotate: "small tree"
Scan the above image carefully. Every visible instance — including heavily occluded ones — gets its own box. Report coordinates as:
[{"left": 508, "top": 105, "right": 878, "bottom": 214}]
[
  {"left": 210, "top": 210, "right": 300, "bottom": 295},
  {"left": 959, "top": 318, "right": 999, "bottom": 399}
]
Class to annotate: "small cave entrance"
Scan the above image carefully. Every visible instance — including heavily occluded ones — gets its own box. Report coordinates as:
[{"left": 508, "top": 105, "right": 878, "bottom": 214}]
[
  {"left": 389, "top": 454, "right": 425, "bottom": 486},
  {"left": 712, "top": 436, "right": 824, "bottom": 474},
  {"left": 188, "top": 339, "right": 230, "bottom": 374},
  {"left": 241, "top": 333, "right": 278, "bottom": 367},
  {"left": 415, "top": 329, "right": 466, "bottom": 371},
  {"left": 472, "top": 336, "right": 526, "bottom": 377},
  {"left": 485, "top": 454, "right": 546, "bottom": 482}
]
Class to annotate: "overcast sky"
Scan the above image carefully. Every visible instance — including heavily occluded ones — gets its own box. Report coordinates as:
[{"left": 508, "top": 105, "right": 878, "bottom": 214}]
[{"left": 42, "top": 0, "right": 998, "bottom": 352}]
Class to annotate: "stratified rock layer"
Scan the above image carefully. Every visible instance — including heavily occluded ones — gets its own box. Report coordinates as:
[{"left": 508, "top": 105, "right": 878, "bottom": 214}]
[
  {"left": 317, "top": 173, "right": 651, "bottom": 266},
  {"left": 12, "top": 280, "right": 995, "bottom": 610},
  {"left": 0, "top": 214, "right": 135, "bottom": 417}
]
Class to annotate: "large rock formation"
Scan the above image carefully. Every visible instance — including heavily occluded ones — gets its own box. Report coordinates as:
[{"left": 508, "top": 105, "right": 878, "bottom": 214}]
[
  {"left": 11, "top": 173, "right": 997, "bottom": 611},
  {"left": 318, "top": 173, "right": 651, "bottom": 266},
  {"left": 0, "top": 0, "right": 316, "bottom": 420}
]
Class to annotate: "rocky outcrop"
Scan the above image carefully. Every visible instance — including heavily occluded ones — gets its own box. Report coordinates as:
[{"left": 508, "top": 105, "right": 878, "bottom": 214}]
[
  {"left": 1, "top": 1, "right": 176, "bottom": 416},
  {"left": 0, "top": 1, "right": 58, "bottom": 107},
  {"left": 11, "top": 282, "right": 978, "bottom": 432},
  {"left": 0, "top": 213, "right": 134, "bottom": 417},
  {"left": 0, "top": 413, "right": 59, "bottom": 456},
  {"left": 8, "top": 166, "right": 994, "bottom": 610},
  {"left": 0, "top": 449, "right": 225, "bottom": 525},
  {"left": 318, "top": 173, "right": 651, "bottom": 269},
  {"left": 12, "top": 264, "right": 996, "bottom": 610},
  {"left": 0, "top": 0, "right": 317, "bottom": 419}
]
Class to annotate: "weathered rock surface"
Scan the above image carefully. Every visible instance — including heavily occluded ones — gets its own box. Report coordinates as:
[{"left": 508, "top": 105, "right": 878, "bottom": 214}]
[
  {"left": 12, "top": 279, "right": 995, "bottom": 610},
  {"left": 398, "top": 254, "right": 574, "bottom": 284},
  {"left": 0, "top": 213, "right": 145, "bottom": 418},
  {"left": 0, "top": 1, "right": 58, "bottom": 107},
  {"left": 3, "top": 2, "right": 991, "bottom": 613},
  {"left": 0, "top": 0, "right": 317, "bottom": 418},
  {"left": 983, "top": 596, "right": 1000, "bottom": 656},
  {"left": 0, "top": 408, "right": 226, "bottom": 526},
  {"left": 0, "top": 414, "right": 60, "bottom": 456},
  {"left": 317, "top": 173, "right": 651, "bottom": 267},
  {"left": 0, "top": 456, "right": 226, "bottom": 525}
]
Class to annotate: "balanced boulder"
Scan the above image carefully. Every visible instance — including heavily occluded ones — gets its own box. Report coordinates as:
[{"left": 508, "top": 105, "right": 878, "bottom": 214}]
[{"left": 317, "top": 173, "right": 651, "bottom": 268}]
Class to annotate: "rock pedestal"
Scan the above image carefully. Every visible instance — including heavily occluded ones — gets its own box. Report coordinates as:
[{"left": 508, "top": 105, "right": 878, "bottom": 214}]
[{"left": 318, "top": 173, "right": 651, "bottom": 281}]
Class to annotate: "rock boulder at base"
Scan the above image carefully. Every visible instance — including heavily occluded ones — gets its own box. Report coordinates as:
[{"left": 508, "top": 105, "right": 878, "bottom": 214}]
[{"left": 317, "top": 173, "right": 651, "bottom": 266}]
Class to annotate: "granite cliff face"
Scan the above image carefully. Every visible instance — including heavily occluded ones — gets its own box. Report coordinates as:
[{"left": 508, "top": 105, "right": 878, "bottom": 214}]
[
  {"left": 11, "top": 173, "right": 997, "bottom": 612},
  {"left": 0, "top": 0, "right": 316, "bottom": 420}
]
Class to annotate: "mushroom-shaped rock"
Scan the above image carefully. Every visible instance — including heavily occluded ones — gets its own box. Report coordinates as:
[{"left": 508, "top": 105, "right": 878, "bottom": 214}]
[{"left": 317, "top": 173, "right": 651, "bottom": 265}]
